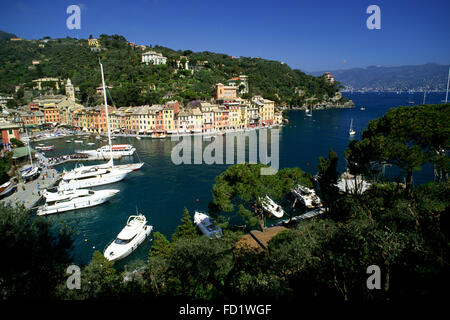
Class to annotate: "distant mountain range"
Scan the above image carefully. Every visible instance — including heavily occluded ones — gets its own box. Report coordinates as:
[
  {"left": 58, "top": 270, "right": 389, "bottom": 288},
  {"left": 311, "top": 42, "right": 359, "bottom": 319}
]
[{"left": 310, "top": 63, "right": 450, "bottom": 92}]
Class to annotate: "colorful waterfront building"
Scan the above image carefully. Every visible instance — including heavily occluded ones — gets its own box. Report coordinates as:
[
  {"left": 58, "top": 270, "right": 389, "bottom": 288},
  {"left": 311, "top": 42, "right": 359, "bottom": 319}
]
[
  {"left": 200, "top": 102, "right": 215, "bottom": 133},
  {"left": 19, "top": 110, "right": 45, "bottom": 129},
  {"left": 213, "top": 107, "right": 229, "bottom": 131},
  {"left": 0, "top": 121, "right": 21, "bottom": 148}
]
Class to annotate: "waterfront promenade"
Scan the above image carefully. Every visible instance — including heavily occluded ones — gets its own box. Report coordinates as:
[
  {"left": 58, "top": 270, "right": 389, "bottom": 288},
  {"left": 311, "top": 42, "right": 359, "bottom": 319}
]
[{"left": 0, "top": 167, "right": 61, "bottom": 210}]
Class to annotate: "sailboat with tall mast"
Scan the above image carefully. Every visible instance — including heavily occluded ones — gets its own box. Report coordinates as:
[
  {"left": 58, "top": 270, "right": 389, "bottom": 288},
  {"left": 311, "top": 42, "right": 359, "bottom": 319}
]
[
  {"left": 58, "top": 61, "right": 133, "bottom": 191},
  {"left": 349, "top": 118, "right": 356, "bottom": 136},
  {"left": 21, "top": 128, "right": 40, "bottom": 181},
  {"left": 445, "top": 66, "right": 450, "bottom": 103}
]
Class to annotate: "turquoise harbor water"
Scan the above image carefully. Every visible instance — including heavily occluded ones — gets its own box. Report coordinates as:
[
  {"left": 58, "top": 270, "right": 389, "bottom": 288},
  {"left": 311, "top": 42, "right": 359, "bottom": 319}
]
[{"left": 31, "top": 92, "right": 447, "bottom": 267}]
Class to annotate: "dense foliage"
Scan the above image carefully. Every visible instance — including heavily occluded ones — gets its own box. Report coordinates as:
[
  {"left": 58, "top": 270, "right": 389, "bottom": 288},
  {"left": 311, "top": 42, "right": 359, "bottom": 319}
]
[
  {"left": 0, "top": 33, "right": 341, "bottom": 106},
  {"left": 346, "top": 103, "right": 450, "bottom": 192}
]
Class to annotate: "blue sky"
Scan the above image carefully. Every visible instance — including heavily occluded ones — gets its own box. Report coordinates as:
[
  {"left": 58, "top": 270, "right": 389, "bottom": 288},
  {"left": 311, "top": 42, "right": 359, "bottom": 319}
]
[{"left": 1, "top": 0, "right": 449, "bottom": 72}]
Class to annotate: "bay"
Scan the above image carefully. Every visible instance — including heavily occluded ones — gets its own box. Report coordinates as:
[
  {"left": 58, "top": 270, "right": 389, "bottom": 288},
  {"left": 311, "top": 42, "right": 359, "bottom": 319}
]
[{"left": 32, "top": 91, "right": 446, "bottom": 267}]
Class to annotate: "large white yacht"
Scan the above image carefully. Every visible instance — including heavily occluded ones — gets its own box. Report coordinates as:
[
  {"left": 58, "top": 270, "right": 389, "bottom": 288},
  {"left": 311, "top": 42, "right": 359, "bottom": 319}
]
[
  {"left": 58, "top": 166, "right": 132, "bottom": 191},
  {"left": 194, "top": 211, "right": 223, "bottom": 239},
  {"left": 36, "top": 188, "right": 119, "bottom": 216},
  {"left": 78, "top": 144, "right": 136, "bottom": 157},
  {"left": 58, "top": 61, "right": 139, "bottom": 190},
  {"left": 104, "top": 214, "right": 153, "bottom": 261},
  {"left": 73, "top": 159, "right": 144, "bottom": 173},
  {"left": 261, "top": 196, "right": 285, "bottom": 218}
]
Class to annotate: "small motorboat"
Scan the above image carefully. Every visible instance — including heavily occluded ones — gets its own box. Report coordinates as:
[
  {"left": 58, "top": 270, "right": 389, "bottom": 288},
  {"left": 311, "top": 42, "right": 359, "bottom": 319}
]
[
  {"left": 0, "top": 180, "right": 16, "bottom": 197},
  {"left": 260, "top": 196, "right": 285, "bottom": 218},
  {"left": 291, "top": 185, "right": 322, "bottom": 209},
  {"left": 37, "top": 188, "right": 119, "bottom": 216},
  {"left": 136, "top": 136, "right": 141, "bottom": 140},
  {"left": 87, "top": 142, "right": 95, "bottom": 146},
  {"left": 194, "top": 211, "right": 223, "bottom": 239},
  {"left": 104, "top": 214, "right": 153, "bottom": 261},
  {"left": 36, "top": 145, "right": 54, "bottom": 151},
  {"left": 360, "top": 107, "right": 366, "bottom": 110},
  {"left": 74, "top": 140, "right": 83, "bottom": 143}
]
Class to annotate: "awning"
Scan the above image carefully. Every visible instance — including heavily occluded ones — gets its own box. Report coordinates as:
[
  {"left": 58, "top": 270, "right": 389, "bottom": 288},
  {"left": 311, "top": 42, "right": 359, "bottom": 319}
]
[{"left": 12, "top": 146, "right": 36, "bottom": 159}]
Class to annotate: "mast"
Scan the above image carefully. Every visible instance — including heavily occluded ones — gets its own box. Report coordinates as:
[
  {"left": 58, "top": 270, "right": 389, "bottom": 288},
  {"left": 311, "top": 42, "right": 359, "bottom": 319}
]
[
  {"left": 446, "top": 66, "right": 450, "bottom": 103},
  {"left": 99, "top": 60, "right": 114, "bottom": 166},
  {"left": 25, "top": 128, "right": 33, "bottom": 167},
  {"left": 423, "top": 90, "right": 426, "bottom": 104}
]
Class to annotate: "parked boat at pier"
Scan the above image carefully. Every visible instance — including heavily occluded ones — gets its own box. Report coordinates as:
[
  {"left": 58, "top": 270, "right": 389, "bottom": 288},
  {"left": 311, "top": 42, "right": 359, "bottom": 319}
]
[
  {"left": 0, "top": 181, "right": 16, "bottom": 197},
  {"left": 79, "top": 144, "right": 136, "bottom": 157},
  {"left": 291, "top": 185, "right": 322, "bottom": 209},
  {"left": 194, "top": 211, "right": 223, "bottom": 239},
  {"left": 58, "top": 166, "right": 132, "bottom": 191},
  {"left": 261, "top": 196, "right": 285, "bottom": 218},
  {"left": 37, "top": 188, "right": 119, "bottom": 216},
  {"left": 104, "top": 214, "right": 153, "bottom": 261},
  {"left": 35, "top": 145, "right": 54, "bottom": 151}
]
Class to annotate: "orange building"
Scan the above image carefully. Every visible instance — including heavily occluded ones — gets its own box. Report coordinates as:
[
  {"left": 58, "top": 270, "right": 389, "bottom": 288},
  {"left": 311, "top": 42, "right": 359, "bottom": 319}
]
[
  {"left": 215, "top": 83, "right": 237, "bottom": 101},
  {"left": 42, "top": 106, "right": 61, "bottom": 124}
]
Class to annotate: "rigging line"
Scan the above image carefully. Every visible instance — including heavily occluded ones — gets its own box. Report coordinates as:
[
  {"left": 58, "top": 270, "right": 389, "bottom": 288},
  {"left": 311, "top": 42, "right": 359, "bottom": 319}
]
[{"left": 105, "top": 87, "right": 150, "bottom": 167}]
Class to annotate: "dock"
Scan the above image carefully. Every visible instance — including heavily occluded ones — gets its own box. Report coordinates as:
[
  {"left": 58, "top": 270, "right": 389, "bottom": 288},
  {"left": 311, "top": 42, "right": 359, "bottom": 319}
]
[
  {"left": 0, "top": 167, "right": 61, "bottom": 210},
  {"left": 236, "top": 226, "right": 288, "bottom": 252},
  {"left": 236, "top": 207, "right": 325, "bottom": 252}
]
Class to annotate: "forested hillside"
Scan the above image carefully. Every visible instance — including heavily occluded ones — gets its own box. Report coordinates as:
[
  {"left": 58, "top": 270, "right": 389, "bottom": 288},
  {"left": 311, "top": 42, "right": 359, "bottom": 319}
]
[{"left": 0, "top": 33, "right": 343, "bottom": 107}]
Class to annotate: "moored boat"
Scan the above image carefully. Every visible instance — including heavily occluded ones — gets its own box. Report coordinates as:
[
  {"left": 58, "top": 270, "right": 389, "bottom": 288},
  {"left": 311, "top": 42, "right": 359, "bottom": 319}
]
[
  {"left": 291, "top": 185, "right": 322, "bottom": 209},
  {"left": 104, "top": 214, "right": 153, "bottom": 261},
  {"left": 36, "top": 145, "right": 54, "bottom": 151},
  {"left": 37, "top": 188, "right": 119, "bottom": 216},
  {"left": 79, "top": 144, "right": 136, "bottom": 157},
  {"left": 194, "top": 211, "right": 223, "bottom": 239},
  {"left": 261, "top": 196, "right": 285, "bottom": 218},
  {"left": 0, "top": 180, "right": 16, "bottom": 197},
  {"left": 58, "top": 166, "right": 132, "bottom": 191}
]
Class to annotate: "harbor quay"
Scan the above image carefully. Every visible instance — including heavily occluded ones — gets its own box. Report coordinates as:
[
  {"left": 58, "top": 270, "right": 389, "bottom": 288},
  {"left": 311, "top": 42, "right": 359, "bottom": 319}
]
[{"left": 0, "top": 167, "right": 61, "bottom": 210}]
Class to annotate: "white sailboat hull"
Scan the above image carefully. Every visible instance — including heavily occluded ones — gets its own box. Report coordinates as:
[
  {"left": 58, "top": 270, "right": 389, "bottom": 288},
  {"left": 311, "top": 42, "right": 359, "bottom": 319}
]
[{"left": 58, "top": 169, "right": 131, "bottom": 191}]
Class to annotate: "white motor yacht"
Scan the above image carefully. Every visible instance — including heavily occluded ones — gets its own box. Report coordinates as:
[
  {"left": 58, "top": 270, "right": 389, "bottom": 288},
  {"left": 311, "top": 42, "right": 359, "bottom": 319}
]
[
  {"left": 72, "top": 159, "right": 144, "bottom": 173},
  {"left": 104, "top": 214, "right": 153, "bottom": 261},
  {"left": 37, "top": 188, "right": 119, "bottom": 216},
  {"left": 194, "top": 211, "right": 223, "bottom": 239},
  {"left": 58, "top": 166, "right": 132, "bottom": 191},
  {"left": 291, "top": 185, "right": 322, "bottom": 208},
  {"left": 79, "top": 144, "right": 136, "bottom": 157},
  {"left": 261, "top": 196, "right": 285, "bottom": 218}
]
